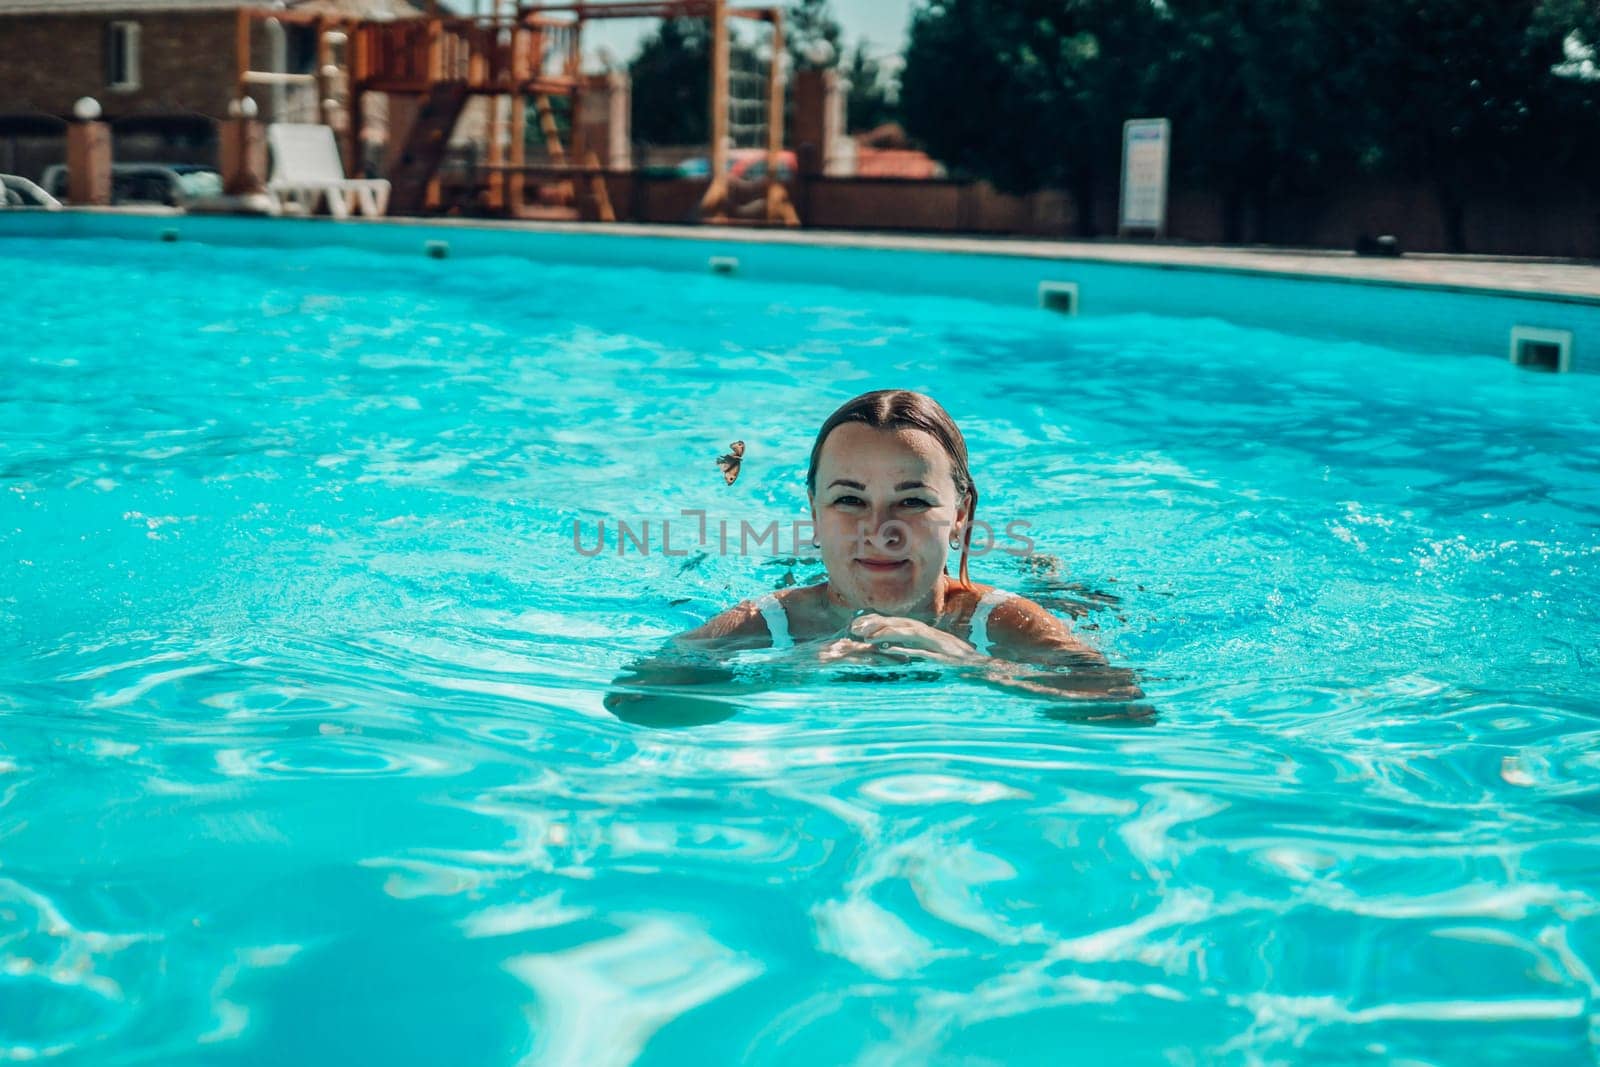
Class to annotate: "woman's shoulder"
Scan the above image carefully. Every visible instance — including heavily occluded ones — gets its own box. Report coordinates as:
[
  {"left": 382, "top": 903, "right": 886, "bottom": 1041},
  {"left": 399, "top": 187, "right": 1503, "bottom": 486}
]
[
  {"left": 984, "top": 590, "right": 1061, "bottom": 632},
  {"left": 677, "top": 596, "right": 774, "bottom": 645},
  {"left": 960, "top": 581, "right": 1021, "bottom": 621},
  {"left": 677, "top": 584, "right": 819, "bottom": 644},
  {"left": 764, "top": 582, "right": 829, "bottom": 612},
  {"left": 980, "top": 588, "right": 1106, "bottom": 663}
]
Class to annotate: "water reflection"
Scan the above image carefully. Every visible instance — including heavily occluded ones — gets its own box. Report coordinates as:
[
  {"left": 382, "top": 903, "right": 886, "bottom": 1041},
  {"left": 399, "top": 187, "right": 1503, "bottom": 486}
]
[
  {"left": 5, "top": 235, "right": 1600, "bottom": 1063},
  {"left": 602, "top": 638, "right": 1155, "bottom": 729}
]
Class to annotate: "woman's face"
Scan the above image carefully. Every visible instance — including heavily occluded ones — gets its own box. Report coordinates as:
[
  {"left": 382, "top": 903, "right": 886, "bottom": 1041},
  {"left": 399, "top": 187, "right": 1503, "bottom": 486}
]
[{"left": 809, "top": 422, "right": 966, "bottom": 614}]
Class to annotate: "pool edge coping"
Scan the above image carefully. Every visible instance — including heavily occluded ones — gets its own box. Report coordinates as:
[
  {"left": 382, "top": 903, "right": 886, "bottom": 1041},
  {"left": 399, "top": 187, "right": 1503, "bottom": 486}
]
[
  {"left": 10, "top": 207, "right": 1600, "bottom": 310},
  {"left": 337, "top": 215, "right": 1600, "bottom": 310}
]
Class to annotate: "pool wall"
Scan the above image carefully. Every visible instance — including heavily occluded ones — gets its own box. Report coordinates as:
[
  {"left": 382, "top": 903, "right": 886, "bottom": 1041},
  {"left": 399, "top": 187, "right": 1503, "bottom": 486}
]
[{"left": 3, "top": 211, "right": 1596, "bottom": 374}]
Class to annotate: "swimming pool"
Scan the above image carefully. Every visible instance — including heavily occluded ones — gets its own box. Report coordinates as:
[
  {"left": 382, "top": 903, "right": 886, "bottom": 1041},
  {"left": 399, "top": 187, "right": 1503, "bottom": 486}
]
[{"left": 3, "top": 223, "right": 1598, "bottom": 1064}]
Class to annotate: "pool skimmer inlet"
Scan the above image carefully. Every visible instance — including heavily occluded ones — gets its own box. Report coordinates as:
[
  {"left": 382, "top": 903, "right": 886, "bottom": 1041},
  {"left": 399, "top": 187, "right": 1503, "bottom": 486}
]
[
  {"left": 1038, "top": 280, "right": 1079, "bottom": 315},
  {"left": 1510, "top": 325, "right": 1572, "bottom": 373}
]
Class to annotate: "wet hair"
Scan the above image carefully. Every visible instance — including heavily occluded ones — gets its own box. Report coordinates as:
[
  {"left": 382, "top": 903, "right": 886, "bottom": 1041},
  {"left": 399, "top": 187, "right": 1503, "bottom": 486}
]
[{"left": 806, "top": 389, "right": 979, "bottom": 588}]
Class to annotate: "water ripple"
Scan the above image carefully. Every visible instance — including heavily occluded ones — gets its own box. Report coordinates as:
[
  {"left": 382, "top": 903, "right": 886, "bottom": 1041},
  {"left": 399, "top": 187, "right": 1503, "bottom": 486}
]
[{"left": 4, "top": 234, "right": 1600, "bottom": 1063}]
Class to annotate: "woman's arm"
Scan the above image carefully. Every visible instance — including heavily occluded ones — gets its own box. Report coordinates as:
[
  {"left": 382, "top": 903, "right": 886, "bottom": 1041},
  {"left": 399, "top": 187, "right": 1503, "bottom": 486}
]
[
  {"left": 673, "top": 599, "right": 772, "bottom": 647},
  {"left": 836, "top": 602, "right": 1148, "bottom": 714},
  {"left": 604, "top": 596, "right": 1149, "bottom": 725},
  {"left": 973, "top": 597, "right": 1149, "bottom": 716},
  {"left": 602, "top": 600, "right": 775, "bottom": 727}
]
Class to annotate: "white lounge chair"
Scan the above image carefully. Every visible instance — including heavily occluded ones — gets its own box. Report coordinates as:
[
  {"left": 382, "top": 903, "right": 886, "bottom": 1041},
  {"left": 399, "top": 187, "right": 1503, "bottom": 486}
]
[
  {"left": 0, "top": 173, "right": 61, "bottom": 209},
  {"left": 267, "top": 123, "right": 390, "bottom": 219}
]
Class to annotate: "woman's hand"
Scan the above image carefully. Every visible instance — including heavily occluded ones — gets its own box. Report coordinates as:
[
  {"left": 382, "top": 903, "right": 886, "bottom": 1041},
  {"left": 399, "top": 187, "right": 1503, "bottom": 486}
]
[{"left": 818, "top": 613, "right": 985, "bottom": 666}]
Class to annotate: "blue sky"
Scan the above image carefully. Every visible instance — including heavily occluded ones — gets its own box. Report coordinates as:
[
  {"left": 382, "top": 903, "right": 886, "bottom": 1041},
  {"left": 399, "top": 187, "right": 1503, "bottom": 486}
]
[{"left": 580, "top": 0, "right": 918, "bottom": 66}]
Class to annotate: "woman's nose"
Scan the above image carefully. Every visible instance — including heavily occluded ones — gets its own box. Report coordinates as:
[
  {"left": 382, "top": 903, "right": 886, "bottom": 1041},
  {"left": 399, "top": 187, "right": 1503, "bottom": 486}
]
[{"left": 863, "top": 512, "right": 906, "bottom": 551}]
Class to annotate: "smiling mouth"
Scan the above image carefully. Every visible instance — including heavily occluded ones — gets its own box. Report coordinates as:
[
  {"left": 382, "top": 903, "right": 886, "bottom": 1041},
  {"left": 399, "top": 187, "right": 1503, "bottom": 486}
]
[{"left": 854, "top": 558, "right": 909, "bottom": 573}]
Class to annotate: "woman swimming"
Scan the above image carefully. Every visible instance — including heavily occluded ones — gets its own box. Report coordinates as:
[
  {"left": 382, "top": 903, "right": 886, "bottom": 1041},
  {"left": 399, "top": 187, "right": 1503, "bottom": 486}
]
[{"left": 606, "top": 389, "right": 1144, "bottom": 722}]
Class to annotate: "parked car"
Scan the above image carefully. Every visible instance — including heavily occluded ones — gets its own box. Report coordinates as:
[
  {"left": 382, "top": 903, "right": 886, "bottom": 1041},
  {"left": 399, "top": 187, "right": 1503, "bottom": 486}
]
[
  {"left": 672, "top": 156, "right": 712, "bottom": 179},
  {"left": 671, "top": 149, "right": 796, "bottom": 182},
  {"left": 729, "top": 150, "right": 796, "bottom": 182},
  {"left": 39, "top": 163, "right": 223, "bottom": 207}
]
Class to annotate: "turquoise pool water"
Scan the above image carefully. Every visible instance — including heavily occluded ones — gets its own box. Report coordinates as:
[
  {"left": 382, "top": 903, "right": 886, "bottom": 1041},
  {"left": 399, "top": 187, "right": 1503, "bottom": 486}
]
[{"left": 3, "top": 231, "right": 1599, "bottom": 1064}]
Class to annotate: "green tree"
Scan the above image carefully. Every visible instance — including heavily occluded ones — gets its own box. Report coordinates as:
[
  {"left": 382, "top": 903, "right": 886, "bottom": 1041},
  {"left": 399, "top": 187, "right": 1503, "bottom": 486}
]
[
  {"left": 787, "top": 0, "right": 844, "bottom": 71},
  {"left": 1152, "top": 0, "right": 1358, "bottom": 243},
  {"left": 900, "top": 0, "right": 1168, "bottom": 236},
  {"left": 630, "top": 18, "right": 713, "bottom": 147},
  {"left": 1349, "top": 0, "right": 1592, "bottom": 251},
  {"left": 629, "top": 16, "right": 765, "bottom": 149},
  {"left": 844, "top": 43, "right": 897, "bottom": 132},
  {"left": 897, "top": 0, "right": 1600, "bottom": 249}
]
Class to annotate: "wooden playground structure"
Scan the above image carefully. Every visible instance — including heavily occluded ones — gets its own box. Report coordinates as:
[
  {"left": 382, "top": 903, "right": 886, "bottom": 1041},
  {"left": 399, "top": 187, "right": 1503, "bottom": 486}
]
[{"left": 232, "top": 0, "right": 799, "bottom": 224}]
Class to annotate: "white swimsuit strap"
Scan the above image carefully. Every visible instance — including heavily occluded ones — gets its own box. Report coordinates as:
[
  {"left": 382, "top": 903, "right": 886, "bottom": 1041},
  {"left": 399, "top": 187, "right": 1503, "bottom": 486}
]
[
  {"left": 968, "top": 588, "right": 1017, "bottom": 657},
  {"left": 753, "top": 592, "right": 793, "bottom": 650}
]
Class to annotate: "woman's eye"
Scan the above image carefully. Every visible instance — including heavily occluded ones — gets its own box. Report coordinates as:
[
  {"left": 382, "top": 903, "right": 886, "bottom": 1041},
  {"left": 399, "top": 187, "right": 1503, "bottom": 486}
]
[
  {"left": 899, "top": 498, "right": 932, "bottom": 509},
  {"left": 832, "top": 495, "right": 863, "bottom": 507}
]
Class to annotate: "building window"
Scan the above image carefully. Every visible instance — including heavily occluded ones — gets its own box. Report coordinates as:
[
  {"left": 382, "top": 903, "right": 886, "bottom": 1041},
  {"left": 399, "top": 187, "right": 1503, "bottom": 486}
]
[{"left": 107, "top": 21, "right": 140, "bottom": 92}]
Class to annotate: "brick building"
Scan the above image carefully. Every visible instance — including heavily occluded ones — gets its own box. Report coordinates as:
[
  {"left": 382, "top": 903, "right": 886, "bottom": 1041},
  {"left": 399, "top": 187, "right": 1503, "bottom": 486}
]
[{"left": 0, "top": 0, "right": 409, "bottom": 182}]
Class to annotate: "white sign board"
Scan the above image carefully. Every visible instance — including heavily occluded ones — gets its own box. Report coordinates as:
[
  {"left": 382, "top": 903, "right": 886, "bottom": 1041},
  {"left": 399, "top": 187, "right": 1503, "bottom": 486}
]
[{"left": 1119, "top": 118, "right": 1170, "bottom": 234}]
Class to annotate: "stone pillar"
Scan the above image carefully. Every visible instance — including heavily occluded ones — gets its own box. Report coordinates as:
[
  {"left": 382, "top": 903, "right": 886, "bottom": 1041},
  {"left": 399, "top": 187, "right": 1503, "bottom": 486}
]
[
  {"left": 220, "top": 117, "right": 267, "bottom": 194},
  {"left": 577, "top": 71, "right": 631, "bottom": 170},
  {"left": 66, "top": 117, "right": 112, "bottom": 206},
  {"left": 792, "top": 68, "right": 846, "bottom": 177}
]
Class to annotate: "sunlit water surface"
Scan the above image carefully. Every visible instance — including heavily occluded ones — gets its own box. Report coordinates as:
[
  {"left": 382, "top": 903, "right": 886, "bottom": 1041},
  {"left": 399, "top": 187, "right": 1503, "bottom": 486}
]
[{"left": 3, "top": 235, "right": 1599, "bottom": 1064}]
